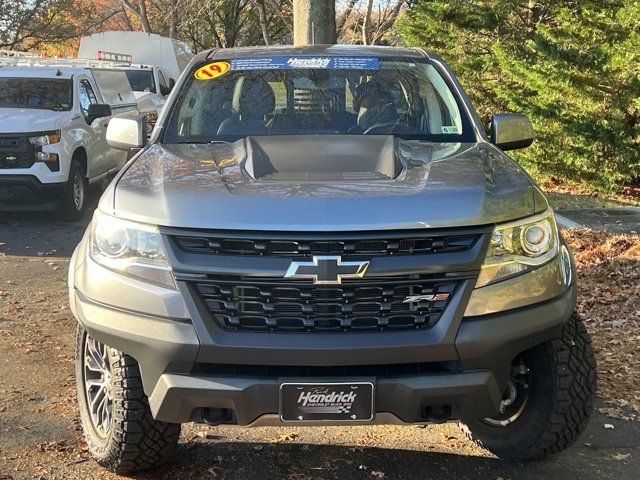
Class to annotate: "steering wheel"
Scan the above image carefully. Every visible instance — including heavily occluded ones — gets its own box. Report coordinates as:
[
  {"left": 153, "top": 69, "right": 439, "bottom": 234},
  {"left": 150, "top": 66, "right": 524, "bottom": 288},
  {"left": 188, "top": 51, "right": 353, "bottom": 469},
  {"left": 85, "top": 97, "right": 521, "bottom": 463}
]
[{"left": 363, "top": 122, "right": 404, "bottom": 135}]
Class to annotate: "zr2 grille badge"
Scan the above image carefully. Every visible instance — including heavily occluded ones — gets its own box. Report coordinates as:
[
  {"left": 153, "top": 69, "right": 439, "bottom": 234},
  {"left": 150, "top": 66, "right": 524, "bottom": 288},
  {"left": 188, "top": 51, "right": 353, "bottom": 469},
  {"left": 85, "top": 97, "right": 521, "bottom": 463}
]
[{"left": 402, "top": 293, "right": 450, "bottom": 303}]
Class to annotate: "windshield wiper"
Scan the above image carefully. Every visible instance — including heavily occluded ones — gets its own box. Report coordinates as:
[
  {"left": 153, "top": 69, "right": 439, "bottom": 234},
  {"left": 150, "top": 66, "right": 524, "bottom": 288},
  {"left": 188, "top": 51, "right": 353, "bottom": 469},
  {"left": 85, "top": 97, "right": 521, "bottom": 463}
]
[
  {"left": 43, "top": 102, "right": 69, "bottom": 111},
  {"left": 172, "top": 140, "right": 230, "bottom": 145}
]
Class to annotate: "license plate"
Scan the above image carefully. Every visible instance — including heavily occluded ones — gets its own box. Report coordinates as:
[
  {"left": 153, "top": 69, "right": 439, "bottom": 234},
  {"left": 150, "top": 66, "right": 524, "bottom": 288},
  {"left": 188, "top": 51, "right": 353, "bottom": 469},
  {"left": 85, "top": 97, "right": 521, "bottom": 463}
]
[{"left": 280, "top": 382, "right": 374, "bottom": 422}]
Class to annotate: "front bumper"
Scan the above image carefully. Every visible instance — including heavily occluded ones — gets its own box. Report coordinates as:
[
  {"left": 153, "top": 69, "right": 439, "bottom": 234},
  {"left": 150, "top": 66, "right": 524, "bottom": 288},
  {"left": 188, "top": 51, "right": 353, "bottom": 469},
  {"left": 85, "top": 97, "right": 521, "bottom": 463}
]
[
  {"left": 69, "top": 224, "right": 576, "bottom": 425},
  {"left": 71, "top": 276, "right": 575, "bottom": 425},
  {"left": 0, "top": 175, "right": 66, "bottom": 210}
]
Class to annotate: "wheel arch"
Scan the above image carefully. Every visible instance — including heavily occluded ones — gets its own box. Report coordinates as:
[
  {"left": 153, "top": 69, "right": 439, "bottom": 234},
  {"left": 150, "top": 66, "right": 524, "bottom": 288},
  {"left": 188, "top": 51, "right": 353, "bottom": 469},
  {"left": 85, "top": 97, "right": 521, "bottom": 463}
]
[{"left": 72, "top": 147, "right": 89, "bottom": 178}]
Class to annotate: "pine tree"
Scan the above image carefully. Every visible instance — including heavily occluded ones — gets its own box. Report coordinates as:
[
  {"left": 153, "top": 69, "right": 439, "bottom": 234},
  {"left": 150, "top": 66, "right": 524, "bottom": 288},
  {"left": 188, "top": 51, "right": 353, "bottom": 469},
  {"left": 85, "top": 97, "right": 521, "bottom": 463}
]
[{"left": 399, "top": 0, "right": 640, "bottom": 190}]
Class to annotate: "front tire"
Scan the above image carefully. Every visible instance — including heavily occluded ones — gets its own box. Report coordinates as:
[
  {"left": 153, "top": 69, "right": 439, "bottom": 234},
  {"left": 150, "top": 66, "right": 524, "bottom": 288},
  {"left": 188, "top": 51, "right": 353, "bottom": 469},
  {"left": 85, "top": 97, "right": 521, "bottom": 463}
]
[
  {"left": 461, "top": 312, "right": 596, "bottom": 461},
  {"left": 75, "top": 324, "right": 181, "bottom": 473},
  {"left": 59, "top": 159, "right": 88, "bottom": 221}
]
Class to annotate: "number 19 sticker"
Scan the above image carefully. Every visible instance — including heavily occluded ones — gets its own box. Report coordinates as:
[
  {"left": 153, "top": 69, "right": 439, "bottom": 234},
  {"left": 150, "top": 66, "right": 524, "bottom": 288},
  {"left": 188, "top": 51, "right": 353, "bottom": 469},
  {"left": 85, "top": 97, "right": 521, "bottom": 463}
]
[{"left": 194, "top": 61, "right": 230, "bottom": 80}]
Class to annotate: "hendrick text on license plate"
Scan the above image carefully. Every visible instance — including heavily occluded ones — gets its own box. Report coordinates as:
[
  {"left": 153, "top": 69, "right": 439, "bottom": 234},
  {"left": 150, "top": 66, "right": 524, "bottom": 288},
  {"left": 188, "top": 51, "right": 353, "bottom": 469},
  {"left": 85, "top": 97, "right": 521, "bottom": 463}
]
[{"left": 280, "top": 382, "right": 374, "bottom": 422}]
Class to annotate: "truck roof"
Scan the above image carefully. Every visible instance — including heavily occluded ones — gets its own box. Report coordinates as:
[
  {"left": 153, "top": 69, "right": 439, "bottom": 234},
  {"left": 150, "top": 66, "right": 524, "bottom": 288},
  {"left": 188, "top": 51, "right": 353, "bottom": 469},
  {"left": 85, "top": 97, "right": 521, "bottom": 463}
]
[
  {"left": 112, "top": 64, "right": 154, "bottom": 71},
  {"left": 0, "top": 66, "right": 82, "bottom": 79},
  {"left": 203, "top": 44, "right": 430, "bottom": 62}
]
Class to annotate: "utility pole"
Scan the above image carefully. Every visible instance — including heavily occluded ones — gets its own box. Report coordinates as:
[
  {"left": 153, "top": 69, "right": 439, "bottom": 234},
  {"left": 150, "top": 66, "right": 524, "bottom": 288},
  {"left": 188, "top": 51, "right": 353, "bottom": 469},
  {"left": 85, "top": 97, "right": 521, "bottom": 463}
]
[{"left": 293, "top": 0, "right": 337, "bottom": 45}]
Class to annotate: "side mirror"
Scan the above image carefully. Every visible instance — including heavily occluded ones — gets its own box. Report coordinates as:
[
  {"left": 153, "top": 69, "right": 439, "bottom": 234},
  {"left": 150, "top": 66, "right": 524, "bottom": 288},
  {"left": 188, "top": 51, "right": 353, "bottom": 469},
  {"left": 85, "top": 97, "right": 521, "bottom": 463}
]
[
  {"left": 86, "top": 103, "right": 111, "bottom": 124},
  {"left": 490, "top": 113, "right": 534, "bottom": 151},
  {"left": 160, "top": 84, "right": 171, "bottom": 96},
  {"left": 169, "top": 78, "right": 176, "bottom": 89},
  {"left": 106, "top": 114, "right": 147, "bottom": 150}
]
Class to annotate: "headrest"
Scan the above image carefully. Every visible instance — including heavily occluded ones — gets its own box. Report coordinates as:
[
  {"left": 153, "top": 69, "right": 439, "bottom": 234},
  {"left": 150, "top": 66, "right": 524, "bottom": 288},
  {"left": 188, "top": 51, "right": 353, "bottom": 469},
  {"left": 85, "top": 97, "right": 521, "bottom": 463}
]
[{"left": 238, "top": 78, "right": 275, "bottom": 120}]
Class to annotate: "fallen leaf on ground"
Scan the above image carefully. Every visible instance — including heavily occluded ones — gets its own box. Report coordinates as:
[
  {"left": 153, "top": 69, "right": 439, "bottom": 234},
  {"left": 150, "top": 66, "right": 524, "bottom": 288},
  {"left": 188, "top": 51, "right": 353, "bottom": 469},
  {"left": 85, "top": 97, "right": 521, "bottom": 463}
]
[
  {"left": 274, "top": 432, "right": 299, "bottom": 442},
  {"left": 610, "top": 453, "right": 631, "bottom": 461}
]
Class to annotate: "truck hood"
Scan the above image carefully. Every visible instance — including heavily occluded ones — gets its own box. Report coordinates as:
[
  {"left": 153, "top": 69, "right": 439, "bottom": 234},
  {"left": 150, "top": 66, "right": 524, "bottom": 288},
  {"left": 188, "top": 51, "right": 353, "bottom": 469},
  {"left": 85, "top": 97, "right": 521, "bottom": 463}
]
[
  {"left": 0, "top": 108, "right": 68, "bottom": 133},
  {"left": 134, "top": 91, "right": 164, "bottom": 113},
  {"left": 111, "top": 135, "right": 539, "bottom": 231}
]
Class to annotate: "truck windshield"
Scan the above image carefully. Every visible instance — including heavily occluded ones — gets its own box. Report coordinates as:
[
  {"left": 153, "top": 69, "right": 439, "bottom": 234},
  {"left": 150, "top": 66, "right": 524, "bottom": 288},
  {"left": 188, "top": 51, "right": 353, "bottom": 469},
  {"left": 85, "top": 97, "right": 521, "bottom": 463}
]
[
  {"left": 125, "top": 70, "right": 156, "bottom": 93},
  {"left": 164, "top": 56, "right": 474, "bottom": 143},
  {"left": 0, "top": 78, "right": 73, "bottom": 111}
]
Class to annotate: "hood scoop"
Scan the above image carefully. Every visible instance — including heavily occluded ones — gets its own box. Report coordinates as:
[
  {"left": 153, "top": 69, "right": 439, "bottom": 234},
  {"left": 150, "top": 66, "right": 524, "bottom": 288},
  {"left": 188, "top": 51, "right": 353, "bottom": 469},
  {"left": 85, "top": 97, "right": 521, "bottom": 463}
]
[{"left": 243, "top": 135, "right": 402, "bottom": 182}]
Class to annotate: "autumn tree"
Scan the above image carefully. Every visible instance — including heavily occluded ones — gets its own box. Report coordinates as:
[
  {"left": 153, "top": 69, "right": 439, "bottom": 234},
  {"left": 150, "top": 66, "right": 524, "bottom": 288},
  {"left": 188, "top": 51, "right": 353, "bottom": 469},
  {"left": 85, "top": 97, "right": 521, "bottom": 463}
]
[{"left": 0, "top": 0, "right": 79, "bottom": 49}]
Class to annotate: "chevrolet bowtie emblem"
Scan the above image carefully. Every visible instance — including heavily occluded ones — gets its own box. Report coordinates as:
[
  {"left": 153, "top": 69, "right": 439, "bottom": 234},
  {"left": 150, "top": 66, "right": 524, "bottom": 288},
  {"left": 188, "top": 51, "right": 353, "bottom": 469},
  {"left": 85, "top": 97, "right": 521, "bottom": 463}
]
[
  {"left": 5, "top": 156, "right": 17, "bottom": 161},
  {"left": 284, "top": 255, "right": 370, "bottom": 285}
]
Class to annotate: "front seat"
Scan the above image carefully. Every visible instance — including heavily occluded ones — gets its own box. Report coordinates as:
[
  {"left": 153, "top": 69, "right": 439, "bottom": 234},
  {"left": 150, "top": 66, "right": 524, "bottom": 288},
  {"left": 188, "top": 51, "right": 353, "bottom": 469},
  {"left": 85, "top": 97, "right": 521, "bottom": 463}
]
[
  {"left": 218, "top": 78, "right": 275, "bottom": 135},
  {"left": 354, "top": 80, "right": 400, "bottom": 133}
]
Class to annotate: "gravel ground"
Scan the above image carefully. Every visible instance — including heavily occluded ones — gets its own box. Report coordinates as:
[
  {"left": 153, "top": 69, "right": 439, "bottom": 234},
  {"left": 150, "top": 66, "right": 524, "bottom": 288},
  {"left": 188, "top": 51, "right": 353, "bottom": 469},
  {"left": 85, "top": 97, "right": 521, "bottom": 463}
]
[{"left": 0, "top": 208, "right": 639, "bottom": 480}]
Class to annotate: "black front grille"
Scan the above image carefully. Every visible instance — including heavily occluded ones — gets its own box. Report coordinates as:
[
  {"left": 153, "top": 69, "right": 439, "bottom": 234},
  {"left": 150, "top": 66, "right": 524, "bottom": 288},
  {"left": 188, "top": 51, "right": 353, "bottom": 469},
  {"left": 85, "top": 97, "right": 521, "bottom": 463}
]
[
  {"left": 0, "top": 135, "right": 35, "bottom": 169},
  {"left": 173, "top": 232, "right": 479, "bottom": 257},
  {"left": 193, "top": 275, "right": 458, "bottom": 332}
]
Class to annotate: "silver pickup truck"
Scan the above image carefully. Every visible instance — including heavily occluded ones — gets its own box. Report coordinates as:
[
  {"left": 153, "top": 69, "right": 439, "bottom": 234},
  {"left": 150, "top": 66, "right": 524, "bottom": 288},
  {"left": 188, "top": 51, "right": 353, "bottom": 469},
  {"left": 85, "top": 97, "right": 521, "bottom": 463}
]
[{"left": 68, "top": 45, "right": 596, "bottom": 473}]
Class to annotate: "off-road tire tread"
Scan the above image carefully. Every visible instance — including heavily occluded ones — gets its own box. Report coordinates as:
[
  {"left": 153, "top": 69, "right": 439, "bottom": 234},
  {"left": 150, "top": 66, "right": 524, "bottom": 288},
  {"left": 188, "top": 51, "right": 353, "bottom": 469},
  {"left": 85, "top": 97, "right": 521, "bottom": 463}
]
[
  {"left": 75, "top": 325, "right": 181, "bottom": 473},
  {"left": 461, "top": 312, "right": 596, "bottom": 461}
]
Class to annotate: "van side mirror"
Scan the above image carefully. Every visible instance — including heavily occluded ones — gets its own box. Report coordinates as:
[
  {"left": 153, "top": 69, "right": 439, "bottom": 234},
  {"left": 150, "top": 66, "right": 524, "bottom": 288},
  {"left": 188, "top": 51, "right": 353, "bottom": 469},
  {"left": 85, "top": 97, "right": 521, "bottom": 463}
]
[
  {"left": 490, "top": 113, "right": 534, "bottom": 151},
  {"left": 106, "top": 114, "right": 147, "bottom": 150},
  {"left": 86, "top": 103, "right": 111, "bottom": 124},
  {"left": 169, "top": 78, "right": 176, "bottom": 89},
  {"left": 160, "top": 84, "right": 171, "bottom": 96}
]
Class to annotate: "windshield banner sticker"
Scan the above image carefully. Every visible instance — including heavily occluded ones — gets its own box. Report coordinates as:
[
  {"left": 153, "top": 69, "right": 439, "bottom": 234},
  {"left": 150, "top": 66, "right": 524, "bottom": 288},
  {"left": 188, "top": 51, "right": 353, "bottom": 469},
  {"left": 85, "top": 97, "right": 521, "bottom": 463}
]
[
  {"left": 230, "top": 57, "right": 380, "bottom": 71},
  {"left": 194, "top": 61, "right": 230, "bottom": 80}
]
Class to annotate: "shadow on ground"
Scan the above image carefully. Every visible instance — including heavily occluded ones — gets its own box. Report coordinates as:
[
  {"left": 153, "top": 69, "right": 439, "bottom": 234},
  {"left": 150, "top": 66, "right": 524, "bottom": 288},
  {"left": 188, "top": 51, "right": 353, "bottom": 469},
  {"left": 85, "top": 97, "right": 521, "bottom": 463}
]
[
  {"left": 0, "top": 186, "right": 98, "bottom": 258},
  {"left": 123, "top": 418, "right": 638, "bottom": 480},
  {"left": 558, "top": 207, "right": 640, "bottom": 234}
]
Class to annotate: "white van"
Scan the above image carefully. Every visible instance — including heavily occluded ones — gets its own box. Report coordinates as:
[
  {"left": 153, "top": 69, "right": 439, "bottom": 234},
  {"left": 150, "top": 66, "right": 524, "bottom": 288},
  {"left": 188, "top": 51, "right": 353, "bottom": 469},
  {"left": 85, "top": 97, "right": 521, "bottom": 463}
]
[
  {"left": 0, "top": 61, "right": 140, "bottom": 219},
  {"left": 78, "top": 32, "right": 193, "bottom": 118}
]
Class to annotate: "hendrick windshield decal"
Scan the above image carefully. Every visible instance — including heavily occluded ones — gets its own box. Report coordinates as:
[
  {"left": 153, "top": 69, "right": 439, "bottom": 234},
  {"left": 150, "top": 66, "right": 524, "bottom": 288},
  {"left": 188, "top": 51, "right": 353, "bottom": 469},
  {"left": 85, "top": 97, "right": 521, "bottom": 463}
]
[{"left": 230, "top": 56, "right": 380, "bottom": 71}]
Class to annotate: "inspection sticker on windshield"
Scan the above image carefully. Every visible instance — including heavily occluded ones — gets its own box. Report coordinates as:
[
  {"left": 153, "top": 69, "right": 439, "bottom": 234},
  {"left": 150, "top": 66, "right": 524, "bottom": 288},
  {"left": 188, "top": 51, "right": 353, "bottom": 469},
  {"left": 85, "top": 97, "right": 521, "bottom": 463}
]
[
  {"left": 194, "top": 61, "right": 230, "bottom": 80},
  {"left": 230, "top": 57, "right": 380, "bottom": 70},
  {"left": 442, "top": 126, "right": 460, "bottom": 134}
]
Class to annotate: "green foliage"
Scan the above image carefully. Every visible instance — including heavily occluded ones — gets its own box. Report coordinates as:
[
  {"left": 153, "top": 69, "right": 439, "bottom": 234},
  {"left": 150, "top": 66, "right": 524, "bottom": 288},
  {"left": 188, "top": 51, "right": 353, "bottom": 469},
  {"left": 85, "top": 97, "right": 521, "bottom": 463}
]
[
  {"left": 0, "top": 0, "right": 78, "bottom": 49},
  {"left": 398, "top": 0, "right": 640, "bottom": 190}
]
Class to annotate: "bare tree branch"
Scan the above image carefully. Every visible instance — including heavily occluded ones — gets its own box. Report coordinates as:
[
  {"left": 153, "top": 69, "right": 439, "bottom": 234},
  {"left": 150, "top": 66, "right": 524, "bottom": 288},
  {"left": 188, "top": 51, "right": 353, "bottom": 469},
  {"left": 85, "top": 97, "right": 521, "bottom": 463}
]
[
  {"left": 362, "top": 0, "right": 373, "bottom": 45},
  {"left": 255, "top": 0, "right": 271, "bottom": 45},
  {"left": 336, "top": 0, "right": 358, "bottom": 35},
  {"left": 265, "top": 0, "right": 292, "bottom": 33},
  {"left": 120, "top": 0, "right": 153, "bottom": 32}
]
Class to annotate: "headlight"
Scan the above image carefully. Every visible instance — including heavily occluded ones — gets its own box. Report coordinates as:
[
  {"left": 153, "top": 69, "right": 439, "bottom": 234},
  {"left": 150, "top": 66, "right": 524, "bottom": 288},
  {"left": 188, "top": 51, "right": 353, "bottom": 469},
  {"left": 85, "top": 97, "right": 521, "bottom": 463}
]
[
  {"left": 88, "top": 213, "right": 176, "bottom": 290},
  {"left": 29, "top": 131, "right": 61, "bottom": 146},
  {"left": 476, "top": 210, "right": 559, "bottom": 287}
]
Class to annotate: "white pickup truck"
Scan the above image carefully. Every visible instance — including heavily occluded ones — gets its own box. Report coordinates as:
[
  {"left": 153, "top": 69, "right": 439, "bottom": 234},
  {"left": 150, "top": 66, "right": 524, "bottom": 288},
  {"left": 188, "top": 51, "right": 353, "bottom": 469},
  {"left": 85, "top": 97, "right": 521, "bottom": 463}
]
[
  {"left": 120, "top": 63, "right": 173, "bottom": 114},
  {"left": 0, "top": 61, "right": 139, "bottom": 219}
]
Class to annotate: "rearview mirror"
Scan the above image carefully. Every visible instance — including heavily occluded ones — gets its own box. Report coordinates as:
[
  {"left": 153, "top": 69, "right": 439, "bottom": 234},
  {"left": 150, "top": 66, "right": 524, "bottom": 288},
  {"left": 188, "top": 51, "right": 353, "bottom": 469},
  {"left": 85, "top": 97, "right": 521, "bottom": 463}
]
[
  {"left": 106, "top": 114, "right": 147, "bottom": 150},
  {"left": 490, "top": 113, "right": 534, "bottom": 151},
  {"left": 86, "top": 103, "right": 111, "bottom": 124}
]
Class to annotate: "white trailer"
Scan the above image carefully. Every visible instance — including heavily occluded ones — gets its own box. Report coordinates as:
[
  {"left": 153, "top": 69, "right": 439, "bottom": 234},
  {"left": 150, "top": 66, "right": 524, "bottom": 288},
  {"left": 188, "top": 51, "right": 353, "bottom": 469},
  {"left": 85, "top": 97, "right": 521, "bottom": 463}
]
[
  {"left": 78, "top": 32, "right": 193, "bottom": 116},
  {"left": 78, "top": 32, "right": 192, "bottom": 85}
]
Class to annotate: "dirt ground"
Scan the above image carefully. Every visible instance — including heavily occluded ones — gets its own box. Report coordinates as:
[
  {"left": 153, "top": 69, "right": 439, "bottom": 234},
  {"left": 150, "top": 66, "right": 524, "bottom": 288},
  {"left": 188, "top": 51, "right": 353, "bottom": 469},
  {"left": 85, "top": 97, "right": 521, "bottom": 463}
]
[{"left": 1, "top": 204, "right": 639, "bottom": 480}]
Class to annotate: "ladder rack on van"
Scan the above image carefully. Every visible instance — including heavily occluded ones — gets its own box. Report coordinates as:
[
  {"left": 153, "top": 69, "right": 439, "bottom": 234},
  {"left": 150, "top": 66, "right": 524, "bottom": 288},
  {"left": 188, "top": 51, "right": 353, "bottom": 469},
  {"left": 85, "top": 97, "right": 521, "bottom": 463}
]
[
  {"left": 0, "top": 51, "right": 132, "bottom": 69},
  {"left": 0, "top": 49, "right": 42, "bottom": 59}
]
